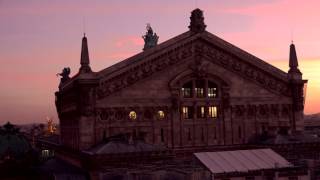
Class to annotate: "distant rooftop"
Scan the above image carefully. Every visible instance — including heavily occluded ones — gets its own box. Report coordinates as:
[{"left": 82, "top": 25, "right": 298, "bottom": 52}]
[{"left": 84, "top": 134, "right": 167, "bottom": 155}]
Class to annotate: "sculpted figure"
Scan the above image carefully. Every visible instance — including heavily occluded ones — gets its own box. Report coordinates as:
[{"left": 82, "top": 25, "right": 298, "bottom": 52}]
[
  {"left": 57, "top": 67, "right": 71, "bottom": 87},
  {"left": 142, "top": 24, "right": 159, "bottom": 50}
]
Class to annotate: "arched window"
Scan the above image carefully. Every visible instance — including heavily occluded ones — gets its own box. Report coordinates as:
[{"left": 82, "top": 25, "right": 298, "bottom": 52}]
[
  {"left": 208, "top": 81, "right": 218, "bottom": 98},
  {"left": 129, "top": 111, "right": 137, "bottom": 120}
]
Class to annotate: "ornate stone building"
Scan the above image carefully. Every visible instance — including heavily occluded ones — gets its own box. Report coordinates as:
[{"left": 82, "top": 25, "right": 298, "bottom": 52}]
[{"left": 55, "top": 9, "right": 307, "bottom": 152}]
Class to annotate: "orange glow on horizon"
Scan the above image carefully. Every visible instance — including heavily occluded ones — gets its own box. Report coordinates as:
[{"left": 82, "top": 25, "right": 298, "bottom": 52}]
[{"left": 270, "top": 59, "right": 320, "bottom": 114}]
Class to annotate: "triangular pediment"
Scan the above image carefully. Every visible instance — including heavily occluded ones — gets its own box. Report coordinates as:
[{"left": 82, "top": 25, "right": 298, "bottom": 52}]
[{"left": 97, "top": 31, "right": 291, "bottom": 99}]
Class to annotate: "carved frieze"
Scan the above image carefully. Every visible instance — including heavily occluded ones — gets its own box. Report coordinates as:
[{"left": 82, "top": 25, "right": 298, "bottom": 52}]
[
  {"left": 247, "top": 105, "right": 256, "bottom": 117},
  {"left": 96, "top": 106, "right": 169, "bottom": 122},
  {"left": 202, "top": 43, "right": 291, "bottom": 97},
  {"left": 281, "top": 104, "right": 291, "bottom": 118},
  {"left": 97, "top": 43, "right": 193, "bottom": 99},
  {"left": 270, "top": 104, "right": 280, "bottom": 117},
  {"left": 234, "top": 105, "right": 245, "bottom": 117},
  {"left": 97, "top": 40, "right": 290, "bottom": 100}
]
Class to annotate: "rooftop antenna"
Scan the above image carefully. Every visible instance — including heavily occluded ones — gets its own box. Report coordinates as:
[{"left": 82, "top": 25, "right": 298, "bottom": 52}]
[
  {"left": 83, "top": 16, "right": 86, "bottom": 37},
  {"left": 290, "top": 27, "right": 295, "bottom": 44}
]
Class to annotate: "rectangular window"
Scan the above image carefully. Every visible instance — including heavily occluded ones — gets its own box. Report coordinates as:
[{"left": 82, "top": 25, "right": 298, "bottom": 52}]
[
  {"left": 208, "top": 87, "right": 217, "bottom": 98},
  {"left": 208, "top": 106, "right": 217, "bottom": 118},
  {"left": 197, "top": 106, "right": 205, "bottom": 118},
  {"left": 182, "top": 106, "right": 193, "bottom": 119},
  {"left": 195, "top": 88, "right": 204, "bottom": 98},
  {"left": 181, "top": 87, "right": 192, "bottom": 98}
]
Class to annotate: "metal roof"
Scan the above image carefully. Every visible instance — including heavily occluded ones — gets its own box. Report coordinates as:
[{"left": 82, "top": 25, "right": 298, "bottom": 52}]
[{"left": 194, "top": 149, "right": 292, "bottom": 174}]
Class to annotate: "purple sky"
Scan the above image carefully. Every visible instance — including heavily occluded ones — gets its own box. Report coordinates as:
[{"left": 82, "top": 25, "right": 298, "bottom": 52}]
[{"left": 0, "top": 0, "right": 319, "bottom": 124}]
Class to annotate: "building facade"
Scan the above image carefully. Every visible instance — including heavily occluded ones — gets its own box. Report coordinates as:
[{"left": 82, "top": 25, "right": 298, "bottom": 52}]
[{"left": 55, "top": 9, "right": 307, "bottom": 152}]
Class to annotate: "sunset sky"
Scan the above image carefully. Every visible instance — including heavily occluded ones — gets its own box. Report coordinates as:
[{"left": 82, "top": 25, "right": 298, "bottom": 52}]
[{"left": 0, "top": 0, "right": 319, "bottom": 124}]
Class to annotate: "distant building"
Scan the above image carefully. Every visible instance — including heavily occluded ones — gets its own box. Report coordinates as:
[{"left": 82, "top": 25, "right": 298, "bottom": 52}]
[
  {"left": 0, "top": 122, "right": 37, "bottom": 178},
  {"left": 56, "top": 8, "right": 307, "bottom": 151},
  {"left": 52, "top": 8, "right": 311, "bottom": 180}
]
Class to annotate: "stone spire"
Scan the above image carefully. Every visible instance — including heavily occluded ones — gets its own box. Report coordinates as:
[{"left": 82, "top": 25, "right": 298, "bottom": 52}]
[
  {"left": 189, "top": 8, "right": 206, "bottom": 33},
  {"left": 288, "top": 42, "right": 301, "bottom": 79},
  {"left": 79, "top": 34, "right": 92, "bottom": 73}
]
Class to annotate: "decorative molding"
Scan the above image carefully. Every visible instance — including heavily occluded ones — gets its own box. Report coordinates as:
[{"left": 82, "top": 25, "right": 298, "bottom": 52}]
[
  {"left": 97, "top": 42, "right": 193, "bottom": 99},
  {"left": 196, "top": 41, "right": 291, "bottom": 97},
  {"left": 96, "top": 39, "right": 291, "bottom": 100}
]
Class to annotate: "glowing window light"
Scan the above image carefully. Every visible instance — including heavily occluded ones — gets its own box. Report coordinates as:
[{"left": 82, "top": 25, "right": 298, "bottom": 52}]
[{"left": 129, "top": 111, "right": 137, "bottom": 120}]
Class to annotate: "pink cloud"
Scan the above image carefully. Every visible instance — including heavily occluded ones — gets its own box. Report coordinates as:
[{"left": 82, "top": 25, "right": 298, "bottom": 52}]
[{"left": 115, "top": 36, "right": 144, "bottom": 48}]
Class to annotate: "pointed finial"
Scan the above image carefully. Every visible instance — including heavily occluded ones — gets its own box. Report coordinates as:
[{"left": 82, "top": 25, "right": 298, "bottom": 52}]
[
  {"left": 83, "top": 17, "right": 86, "bottom": 37},
  {"left": 79, "top": 34, "right": 92, "bottom": 73},
  {"left": 189, "top": 8, "right": 206, "bottom": 33},
  {"left": 288, "top": 42, "right": 301, "bottom": 77}
]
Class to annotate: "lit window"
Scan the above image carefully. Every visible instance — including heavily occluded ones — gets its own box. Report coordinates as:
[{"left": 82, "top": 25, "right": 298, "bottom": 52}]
[
  {"left": 208, "top": 88, "right": 217, "bottom": 98},
  {"left": 182, "top": 106, "right": 193, "bottom": 119},
  {"left": 129, "top": 111, "right": 137, "bottom": 120},
  {"left": 208, "top": 106, "right": 217, "bottom": 118},
  {"left": 182, "top": 107, "right": 188, "bottom": 119},
  {"left": 195, "top": 80, "right": 205, "bottom": 98},
  {"left": 182, "top": 81, "right": 192, "bottom": 98},
  {"left": 197, "top": 106, "right": 205, "bottom": 118},
  {"left": 158, "top": 110, "right": 165, "bottom": 119},
  {"left": 195, "top": 88, "right": 204, "bottom": 97},
  {"left": 208, "top": 81, "right": 218, "bottom": 98}
]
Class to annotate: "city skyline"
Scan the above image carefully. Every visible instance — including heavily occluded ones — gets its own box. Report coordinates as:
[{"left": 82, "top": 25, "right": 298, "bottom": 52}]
[{"left": 1, "top": 0, "right": 319, "bottom": 124}]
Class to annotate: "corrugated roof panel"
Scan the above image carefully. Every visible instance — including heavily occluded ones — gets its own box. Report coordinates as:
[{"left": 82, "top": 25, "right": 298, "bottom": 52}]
[
  {"left": 207, "top": 151, "right": 235, "bottom": 173},
  {"left": 217, "top": 151, "right": 248, "bottom": 172},
  {"left": 240, "top": 150, "right": 270, "bottom": 169},
  {"left": 229, "top": 150, "right": 257, "bottom": 171},
  {"left": 195, "top": 153, "right": 224, "bottom": 173},
  {"left": 250, "top": 149, "right": 276, "bottom": 168},
  {"left": 194, "top": 149, "right": 291, "bottom": 174}
]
